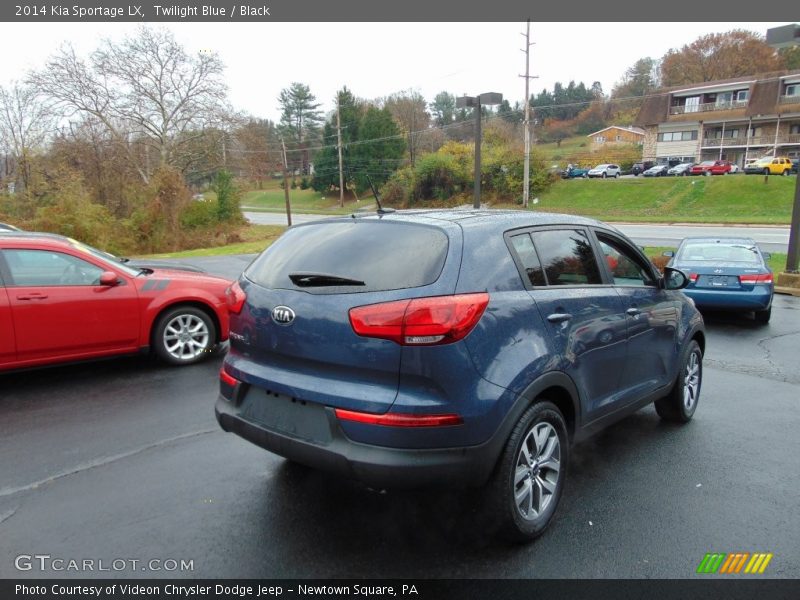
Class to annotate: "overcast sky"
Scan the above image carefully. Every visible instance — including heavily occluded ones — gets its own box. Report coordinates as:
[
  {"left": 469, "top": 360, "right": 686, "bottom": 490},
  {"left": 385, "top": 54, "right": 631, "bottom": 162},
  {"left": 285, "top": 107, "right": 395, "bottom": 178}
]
[{"left": 0, "top": 22, "right": 788, "bottom": 122}]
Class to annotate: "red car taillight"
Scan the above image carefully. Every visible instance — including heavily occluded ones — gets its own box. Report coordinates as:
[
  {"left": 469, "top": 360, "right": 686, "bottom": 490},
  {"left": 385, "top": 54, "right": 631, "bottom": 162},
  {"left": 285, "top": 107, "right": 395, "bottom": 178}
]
[
  {"left": 739, "top": 273, "right": 773, "bottom": 284},
  {"left": 348, "top": 292, "right": 489, "bottom": 346},
  {"left": 226, "top": 281, "right": 246, "bottom": 314},
  {"left": 689, "top": 273, "right": 698, "bottom": 282}
]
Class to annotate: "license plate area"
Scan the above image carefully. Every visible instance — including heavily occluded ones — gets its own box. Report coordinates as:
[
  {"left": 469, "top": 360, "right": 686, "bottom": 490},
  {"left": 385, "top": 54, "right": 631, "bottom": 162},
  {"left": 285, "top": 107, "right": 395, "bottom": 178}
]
[
  {"left": 241, "top": 388, "right": 332, "bottom": 444},
  {"left": 699, "top": 275, "right": 737, "bottom": 288}
]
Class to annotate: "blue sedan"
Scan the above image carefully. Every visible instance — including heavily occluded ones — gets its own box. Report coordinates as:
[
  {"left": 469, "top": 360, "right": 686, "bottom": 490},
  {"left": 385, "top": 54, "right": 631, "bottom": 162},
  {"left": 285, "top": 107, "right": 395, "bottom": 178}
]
[{"left": 664, "top": 237, "right": 773, "bottom": 323}]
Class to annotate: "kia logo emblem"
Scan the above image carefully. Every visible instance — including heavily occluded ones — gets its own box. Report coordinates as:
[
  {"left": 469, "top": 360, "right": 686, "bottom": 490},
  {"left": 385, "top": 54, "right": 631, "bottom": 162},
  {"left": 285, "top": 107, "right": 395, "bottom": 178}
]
[{"left": 271, "top": 306, "right": 296, "bottom": 325}]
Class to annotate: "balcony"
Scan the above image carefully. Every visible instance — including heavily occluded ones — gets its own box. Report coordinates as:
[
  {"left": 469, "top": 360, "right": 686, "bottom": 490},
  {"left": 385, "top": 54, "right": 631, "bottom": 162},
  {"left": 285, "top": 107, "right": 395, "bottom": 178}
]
[
  {"left": 779, "top": 94, "right": 800, "bottom": 105},
  {"left": 701, "top": 134, "right": 800, "bottom": 148},
  {"left": 670, "top": 100, "right": 748, "bottom": 115}
]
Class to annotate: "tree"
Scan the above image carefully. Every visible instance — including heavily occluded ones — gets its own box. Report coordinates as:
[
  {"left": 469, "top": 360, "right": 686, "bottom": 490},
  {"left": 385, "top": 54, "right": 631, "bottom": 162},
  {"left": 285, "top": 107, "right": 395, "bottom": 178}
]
[
  {"left": 348, "top": 106, "right": 405, "bottom": 194},
  {"left": 430, "top": 91, "right": 456, "bottom": 127},
  {"left": 29, "top": 27, "right": 229, "bottom": 184},
  {"left": 234, "top": 118, "right": 279, "bottom": 188},
  {"left": 612, "top": 58, "right": 660, "bottom": 98},
  {"left": 780, "top": 46, "right": 800, "bottom": 70},
  {"left": 660, "top": 30, "right": 785, "bottom": 87},
  {"left": 0, "top": 82, "right": 55, "bottom": 194},
  {"left": 497, "top": 99, "right": 523, "bottom": 125},
  {"left": 212, "top": 169, "right": 241, "bottom": 223},
  {"left": 384, "top": 91, "right": 429, "bottom": 166},
  {"left": 277, "top": 82, "right": 323, "bottom": 174},
  {"left": 311, "top": 87, "right": 365, "bottom": 194},
  {"left": 540, "top": 118, "right": 574, "bottom": 147}
]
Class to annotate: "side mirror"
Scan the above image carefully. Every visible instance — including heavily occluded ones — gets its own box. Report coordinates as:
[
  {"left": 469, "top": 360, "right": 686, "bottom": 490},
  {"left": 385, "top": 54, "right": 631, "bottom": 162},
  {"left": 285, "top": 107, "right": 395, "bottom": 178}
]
[
  {"left": 99, "top": 271, "right": 120, "bottom": 286},
  {"left": 662, "top": 266, "right": 689, "bottom": 290},
  {"left": 662, "top": 250, "right": 675, "bottom": 257}
]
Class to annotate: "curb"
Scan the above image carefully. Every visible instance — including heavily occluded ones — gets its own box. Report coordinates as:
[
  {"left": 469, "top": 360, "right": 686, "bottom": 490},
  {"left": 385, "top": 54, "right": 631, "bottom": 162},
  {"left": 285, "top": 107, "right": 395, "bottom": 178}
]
[{"left": 775, "top": 286, "right": 800, "bottom": 297}]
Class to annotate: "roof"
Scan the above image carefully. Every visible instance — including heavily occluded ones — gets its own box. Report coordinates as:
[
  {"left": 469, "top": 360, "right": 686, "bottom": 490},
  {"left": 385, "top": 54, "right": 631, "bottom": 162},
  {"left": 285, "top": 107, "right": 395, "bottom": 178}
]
[
  {"left": 586, "top": 125, "right": 645, "bottom": 137},
  {"left": 634, "top": 68, "right": 800, "bottom": 127}
]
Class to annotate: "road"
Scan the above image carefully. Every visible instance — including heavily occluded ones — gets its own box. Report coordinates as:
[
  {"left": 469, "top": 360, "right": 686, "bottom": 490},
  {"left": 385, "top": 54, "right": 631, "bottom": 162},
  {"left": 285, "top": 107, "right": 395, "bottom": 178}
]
[
  {"left": 244, "top": 211, "right": 791, "bottom": 253},
  {"left": 1, "top": 255, "right": 798, "bottom": 580}
]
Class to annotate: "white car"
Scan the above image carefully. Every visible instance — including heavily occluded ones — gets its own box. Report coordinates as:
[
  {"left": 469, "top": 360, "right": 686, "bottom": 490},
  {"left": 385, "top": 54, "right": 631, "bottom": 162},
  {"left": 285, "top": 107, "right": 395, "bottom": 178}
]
[{"left": 587, "top": 164, "right": 621, "bottom": 178}]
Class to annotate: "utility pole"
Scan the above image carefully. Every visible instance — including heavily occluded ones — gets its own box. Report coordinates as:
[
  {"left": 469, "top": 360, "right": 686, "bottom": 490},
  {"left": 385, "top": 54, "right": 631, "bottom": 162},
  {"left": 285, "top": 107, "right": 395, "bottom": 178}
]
[
  {"left": 520, "top": 19, "right": 537, "bottom": 208},
  {"left": 337, "top": 94, "right": 345, "bottom": 208},
  {"left": 281, "top": 137, "right": 292, "bottom": 227}
]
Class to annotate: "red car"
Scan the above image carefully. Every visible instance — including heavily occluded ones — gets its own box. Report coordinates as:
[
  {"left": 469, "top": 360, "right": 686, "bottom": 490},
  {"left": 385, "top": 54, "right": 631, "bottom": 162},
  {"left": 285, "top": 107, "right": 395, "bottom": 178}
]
[
  {"left": 0, "top": 232, "right": 232, "bottom": 371},
  {"left": 689, "top": 160, "right": 735, "bottom": 176}
]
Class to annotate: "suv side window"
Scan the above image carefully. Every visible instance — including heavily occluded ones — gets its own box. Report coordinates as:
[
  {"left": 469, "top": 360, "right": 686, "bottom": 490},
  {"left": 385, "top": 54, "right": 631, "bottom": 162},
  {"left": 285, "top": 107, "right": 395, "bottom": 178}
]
[
  {"left": 596, "top": 234, "right": 657, "bottom": 287},
  {"left": 529, "top": 229, "right": 602, "bottom": 286},
  {"left": 509, "top": 233, "right": 546, "bottom": 287}
]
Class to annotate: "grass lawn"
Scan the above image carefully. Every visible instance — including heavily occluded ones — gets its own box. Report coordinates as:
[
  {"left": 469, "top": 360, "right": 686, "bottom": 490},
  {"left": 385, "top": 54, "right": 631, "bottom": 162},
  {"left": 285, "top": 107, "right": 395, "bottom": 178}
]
[
  {"left": 497, "top": 175, "right": 795, "bottom": 224},
  {"left": 143, "top": 225, "right": 285, "bottom": 258},
  {"left": 240, "top": 182, "right": 373, "bottom": 215}
]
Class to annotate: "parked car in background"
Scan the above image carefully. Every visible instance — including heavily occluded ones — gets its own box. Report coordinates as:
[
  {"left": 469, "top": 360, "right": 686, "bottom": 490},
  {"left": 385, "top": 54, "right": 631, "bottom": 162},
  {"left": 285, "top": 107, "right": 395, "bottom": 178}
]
[
  {"left": 664, "top": 237, "right": 773, "bottom": 323},
  {"left": 0, "top": 231, "right": 232, "bottom": 371},
  {"left": 561, "top": 165, "right": 590, "bottom": 179},
  {"left": 690, "top": 160, "right": 735, "bottom": 176},
  {"left": 791, "top": 158, "right": 798, "bottom": 174},
  {"left": 631, "top": 161, "right": 655, "bottom": 176},
  {"left": 217, "top": 209, "right": 705, "bottom": 541},
  {"left": 744, "top": 156, "right": 794, "bottom": 176},
  {"left": 587, "top": 164, "right": 621, "bottom": 178},
  {"left": 0, "top": 222, "right": 21, "bottom": 232},
  {"left": 667, "top": 163, "right": 694, "bottom": 176},
  {"left": 643, "top": 165, "right": 669, "bottom": 177}
]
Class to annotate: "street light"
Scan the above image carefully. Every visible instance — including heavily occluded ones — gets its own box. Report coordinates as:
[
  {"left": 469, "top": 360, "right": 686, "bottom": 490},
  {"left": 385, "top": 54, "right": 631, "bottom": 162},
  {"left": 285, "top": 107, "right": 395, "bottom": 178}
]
[{"left": 457, "top": 92, "right": 503, "bottom": 208}]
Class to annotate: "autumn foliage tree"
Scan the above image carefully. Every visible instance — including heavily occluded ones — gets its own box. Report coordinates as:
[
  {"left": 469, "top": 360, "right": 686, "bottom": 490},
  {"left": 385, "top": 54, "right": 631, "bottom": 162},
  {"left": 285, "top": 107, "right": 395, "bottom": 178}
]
[{"left": 660, "top": 30, "right": 785, "bottom": 87}]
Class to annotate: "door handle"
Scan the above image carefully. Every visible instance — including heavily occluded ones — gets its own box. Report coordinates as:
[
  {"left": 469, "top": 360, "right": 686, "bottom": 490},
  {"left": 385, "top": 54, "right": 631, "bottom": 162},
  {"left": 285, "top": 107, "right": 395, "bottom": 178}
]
[
  {"left": 547, "top": 312, "right": 572, "bottom": 323},
  {"left": 16, "top": 293, "right": 49, "bottom": 300},
  {"left": 626, "top": 307, "right": 641, "bottom": 316}
]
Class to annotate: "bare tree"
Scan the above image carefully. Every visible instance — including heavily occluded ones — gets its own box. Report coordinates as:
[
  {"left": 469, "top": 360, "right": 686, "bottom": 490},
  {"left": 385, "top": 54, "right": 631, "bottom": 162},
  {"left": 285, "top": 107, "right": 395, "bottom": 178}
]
[
  {"left": 384, "top": 91, "right": 430, "bottom": 166},
  {"left": 0, "top": 82, "right": 55, "bottom": 193},
  {"left": 29, "top": 27, "right": 229, "bottom": 184}
]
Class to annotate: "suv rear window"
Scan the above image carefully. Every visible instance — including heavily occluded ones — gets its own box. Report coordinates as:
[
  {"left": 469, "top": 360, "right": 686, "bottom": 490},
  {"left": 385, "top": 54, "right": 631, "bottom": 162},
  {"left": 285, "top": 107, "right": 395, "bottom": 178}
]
[{"left": 245, "top": 220, "right": 449, "bottom": 294}]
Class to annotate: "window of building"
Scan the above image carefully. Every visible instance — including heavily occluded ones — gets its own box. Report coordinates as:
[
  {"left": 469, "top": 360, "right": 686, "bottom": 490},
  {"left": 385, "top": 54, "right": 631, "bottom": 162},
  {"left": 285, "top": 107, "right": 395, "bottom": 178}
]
[
  {"left": 786, "top": 84, "right": 799, "bottom": 97},
  {"left": 716, "top": 92, "right": 734, "bottom": 106},
  {"left": 615, "top": 135, "right": 622, "bottom": 141},
  {"left": 659, "top": 130, "right": 698, "bottom": 142},
  {"left": 736, "top": 90, "right": 749, "bottom": 102},
  {"left": 595, "top": 136, "right": 606, "bottom": 143},
  {"left": 684, "top": 96, "right": 700, "bottom": 113},
  {"left": 748, "top": 126, "right": 763, "bottom": 138},
  {"left": 790, "top": 124, "right": 800, "bottom": 135}
]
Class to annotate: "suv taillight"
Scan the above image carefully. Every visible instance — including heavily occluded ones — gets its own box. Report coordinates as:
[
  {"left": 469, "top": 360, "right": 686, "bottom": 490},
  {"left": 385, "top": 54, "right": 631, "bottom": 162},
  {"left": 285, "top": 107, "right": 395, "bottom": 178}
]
[
  {"left": 349, "top": 293, "right": 489, "bottom": 346},
  {"left": 739, "top": 273, "right": 773, "bottom": 284},
  {"left": 226, "top": 281, "right": 246, "bottom": 314}
]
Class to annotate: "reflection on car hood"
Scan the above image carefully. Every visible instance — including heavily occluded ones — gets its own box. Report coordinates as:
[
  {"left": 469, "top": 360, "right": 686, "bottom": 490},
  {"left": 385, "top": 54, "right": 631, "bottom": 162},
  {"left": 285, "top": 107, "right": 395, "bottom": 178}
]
[{"left": 125, "top": 259, "right": 205, "bottom": 273}]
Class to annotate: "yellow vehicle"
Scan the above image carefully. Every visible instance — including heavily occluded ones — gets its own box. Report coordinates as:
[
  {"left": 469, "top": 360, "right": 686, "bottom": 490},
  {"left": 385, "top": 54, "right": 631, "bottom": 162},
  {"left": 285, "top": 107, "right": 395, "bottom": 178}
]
[{"left": 744, "top": 156, "right": 794, "bottom": 176}]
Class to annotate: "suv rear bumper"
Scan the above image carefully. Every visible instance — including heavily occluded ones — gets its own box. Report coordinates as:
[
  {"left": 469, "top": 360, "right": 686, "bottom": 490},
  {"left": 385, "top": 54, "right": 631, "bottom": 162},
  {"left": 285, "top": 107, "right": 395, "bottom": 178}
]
[{"left": 215, "top": 395, "right": 499, "bottom": 489}]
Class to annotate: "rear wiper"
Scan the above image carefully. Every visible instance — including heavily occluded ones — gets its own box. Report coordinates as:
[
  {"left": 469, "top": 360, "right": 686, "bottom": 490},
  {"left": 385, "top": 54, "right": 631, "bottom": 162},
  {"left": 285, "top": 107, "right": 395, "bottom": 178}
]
[{"left": 289, "top": 273, "right": 365, "bottom": 287}]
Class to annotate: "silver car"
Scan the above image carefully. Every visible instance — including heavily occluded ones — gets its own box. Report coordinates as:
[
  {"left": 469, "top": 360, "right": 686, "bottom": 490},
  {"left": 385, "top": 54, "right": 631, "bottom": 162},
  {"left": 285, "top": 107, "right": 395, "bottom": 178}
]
[
  {"left": 667, "top": 162, "right": 694, "bottom": 176},
  {"left": 587, "top": 164, "right": 621, "bottom": 178}
]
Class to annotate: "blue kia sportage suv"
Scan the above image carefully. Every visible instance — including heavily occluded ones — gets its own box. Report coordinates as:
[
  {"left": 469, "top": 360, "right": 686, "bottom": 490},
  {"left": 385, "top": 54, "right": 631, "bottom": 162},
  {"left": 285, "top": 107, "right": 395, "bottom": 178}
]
[{"left": 216, "top": 210, "right": 705, "bottom": 541}]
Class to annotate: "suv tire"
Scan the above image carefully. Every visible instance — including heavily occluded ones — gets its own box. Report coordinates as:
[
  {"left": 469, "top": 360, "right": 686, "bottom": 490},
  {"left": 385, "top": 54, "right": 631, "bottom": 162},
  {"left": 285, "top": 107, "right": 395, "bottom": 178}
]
[
  {"left": 486, "top": 401, "right": 568, "bottom": 542},
  {"left": 655, "top": 340, "right": 702, "bottom": 423}
]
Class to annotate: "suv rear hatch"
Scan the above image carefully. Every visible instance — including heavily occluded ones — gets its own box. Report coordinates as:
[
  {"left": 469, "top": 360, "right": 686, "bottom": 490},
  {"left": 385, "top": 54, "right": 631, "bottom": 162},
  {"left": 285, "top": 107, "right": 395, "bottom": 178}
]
[{"left": 228, "top": 217, "right": 461, "bottom": 414}]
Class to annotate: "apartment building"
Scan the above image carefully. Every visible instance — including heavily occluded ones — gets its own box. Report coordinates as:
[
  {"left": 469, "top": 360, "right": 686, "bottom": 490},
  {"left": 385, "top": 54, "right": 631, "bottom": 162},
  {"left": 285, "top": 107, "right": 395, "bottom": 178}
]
[{"left": 634, "top": 69, "right": 800, "bottom": 167}]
